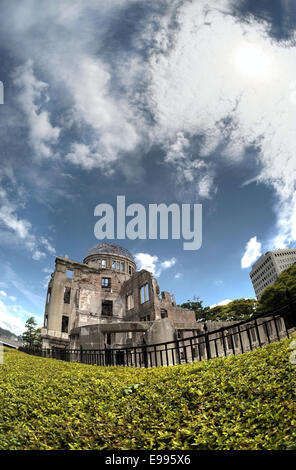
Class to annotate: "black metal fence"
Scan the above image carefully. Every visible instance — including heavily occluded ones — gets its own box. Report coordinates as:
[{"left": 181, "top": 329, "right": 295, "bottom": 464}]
[{"left": 20, "top": 299, "right": 296, "bottom": 368}]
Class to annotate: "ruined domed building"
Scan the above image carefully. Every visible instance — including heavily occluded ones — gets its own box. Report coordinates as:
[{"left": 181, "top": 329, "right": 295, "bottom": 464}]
[
  {"left": 41, "top": 243, "right": 201, "bottom": 352},
  {"left": 41, "top": 242, "right": 288, "bottom": 363}
]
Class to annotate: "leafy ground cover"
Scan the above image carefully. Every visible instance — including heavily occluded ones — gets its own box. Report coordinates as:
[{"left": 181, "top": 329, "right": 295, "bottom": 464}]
[{"left": 0, "top": 336, "right": 296, "bottom": 450}]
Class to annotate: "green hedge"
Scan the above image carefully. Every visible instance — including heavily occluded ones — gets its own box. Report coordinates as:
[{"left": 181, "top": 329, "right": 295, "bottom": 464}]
[{"left": 0, "top": 337, "right": 296, "bottom": 450}]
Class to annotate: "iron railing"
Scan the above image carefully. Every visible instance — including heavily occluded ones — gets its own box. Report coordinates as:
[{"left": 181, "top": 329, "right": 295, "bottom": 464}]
[{"left": 20, "top": 299, "right": 296, "bottom": 368}]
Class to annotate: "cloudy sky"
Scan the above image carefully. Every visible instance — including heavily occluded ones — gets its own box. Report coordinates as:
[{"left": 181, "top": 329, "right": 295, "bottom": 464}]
[{"left": 0, "top": 0, "right": 296, "bottom": 335}]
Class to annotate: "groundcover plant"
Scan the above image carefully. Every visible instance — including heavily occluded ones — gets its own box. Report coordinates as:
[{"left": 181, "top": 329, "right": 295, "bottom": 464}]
[{"left": 0, "top": 336, "right": 295, "bottom": 450}]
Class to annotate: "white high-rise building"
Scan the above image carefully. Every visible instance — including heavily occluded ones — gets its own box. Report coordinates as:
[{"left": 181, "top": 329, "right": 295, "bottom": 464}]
[{"left": 250, "top": 248, "right": 296, "bottom": 298}]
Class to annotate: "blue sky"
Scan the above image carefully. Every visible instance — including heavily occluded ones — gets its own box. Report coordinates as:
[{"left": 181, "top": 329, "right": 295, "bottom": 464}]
[{"left": 0, "top": 0, "right": 296, "bottom": 335}]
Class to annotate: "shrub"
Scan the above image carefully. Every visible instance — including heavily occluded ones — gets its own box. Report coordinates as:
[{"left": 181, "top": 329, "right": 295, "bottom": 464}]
[{"left": 0, "top": 336, "right": 295, "bottom": 450}]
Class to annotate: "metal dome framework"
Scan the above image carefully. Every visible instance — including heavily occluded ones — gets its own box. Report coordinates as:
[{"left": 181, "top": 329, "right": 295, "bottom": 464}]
[{"left": 86, "top": 242, "right": 135, "bottom": 263}]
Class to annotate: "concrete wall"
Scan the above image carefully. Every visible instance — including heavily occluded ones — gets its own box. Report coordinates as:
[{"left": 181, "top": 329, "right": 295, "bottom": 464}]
[
  {"left": 69, "top": 321, "right": 152, "bottom": 350},
  {"left": 143, "top": 318, "right": 177, "bottom": 366}
]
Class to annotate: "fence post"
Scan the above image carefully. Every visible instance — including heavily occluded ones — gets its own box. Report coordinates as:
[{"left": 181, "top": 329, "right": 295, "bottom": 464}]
[
  {"left": 80, "top": 345, "right": 83, "bottom": 363},
  {"left": 214, "top": 338, "right": 218, "bottom": 358},
  {"left": 154, "top": 345, "right": 158, "bottom": 367},
  {"left": 203, "top": 322, "right": 211, "bottom": 359},
  {"left": 165, "top": 342, "right": 169, "bottom": 366},
  {"left": 143, "top": 344, "right": 148, "bottom": 368},
  {"left": 176, "top": 339, "right": 181, "bottom": 364}
]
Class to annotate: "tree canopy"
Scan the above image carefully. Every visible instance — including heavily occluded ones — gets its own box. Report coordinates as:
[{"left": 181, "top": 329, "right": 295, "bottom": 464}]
[
  {"left": 22, "top": 317, "right": 41, "bottom": 348},
  {"left": 257, "top": 263, "right": 296, "bottom": 314},
  {"left": 180, "top": 296, "right": 211, "bottom": 321},
  {"left": 208, "top": 298, "right": 257, "bottom": 321},
  {"left": 181, "top": 296, "right": 257, "bottom": 322}
]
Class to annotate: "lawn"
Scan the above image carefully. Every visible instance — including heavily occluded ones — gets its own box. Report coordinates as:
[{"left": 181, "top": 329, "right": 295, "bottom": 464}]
[{"left": 0, "top": 336, "right": 296, "bottom": 450}]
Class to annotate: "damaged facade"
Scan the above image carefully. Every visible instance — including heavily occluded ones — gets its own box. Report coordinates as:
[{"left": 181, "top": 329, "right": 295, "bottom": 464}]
[
  {"left": 41, "top": 243, "right": 287, "bottom": 361},
  {"left": 41, "top": 243, "right": 200, "bottom": 351}
]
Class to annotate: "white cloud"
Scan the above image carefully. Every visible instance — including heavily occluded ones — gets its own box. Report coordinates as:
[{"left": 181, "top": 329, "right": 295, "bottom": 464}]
[
  {"left": 0, "top": 188, "right": 47, "bottom": 261},
  {"left": 3, "top": 0, "right": 296, "bottom": 246},
  {"left": 42, "top": 267, "right": 52, "bottom": 274},
  {"left": 210, "top": 299, "right": 232, "bottom": 308},
  {"left": 0, "top": 299, "right": 41, "bottom": 336},
  {"left": 134, "top": 253, "right": 159, "bottom": 276},
  {"left": 7, "top": 4, "right": 144, "bottom": 174},
  {"left": 142, "top": 0, "right": 296, "bottom": 242},
  {"left": 68, "top": 57, "right": 140, "bottom": 160},
  {"left": 1, "top": 262, "right": 44, "bottom": 310},
  {"left": 267, "top": 193, "right": 296, "bottom": 249},
  {"left": 0, "top": 291, "right": 16, "bottom": 302},
  {"left": 134, "top": 252, "right": 177, "bottom": 277},
  {"left": 160, "top": 257, "right": 176, "bottom": 269},
  {"left": 174, "top": 272, "right": 182, "bottom": 279},
  {"left": 65, "top": 143, "right": 117, "bottom": 174},
  {"left": 66, "top": 143, "right": 103, "bottom": 171},
  {"left": 0, "top": 300, "right": 20, "bottom": 333},
  {"left": 32, "top": 250, "right": 46, "bottom": 261},
  {"left": 164, "top": 132, "right": 190, "bottom": 163},
  {"left": 241, "top": 236, "right": 262, "bottom": 269},
  {"left": 13, "top": 60, "right": 60, "bottom": 158},
  {"left": 42, "top": 274, "right": 52, "bottom": 290},
  {"left": 198, "top": 174, "right": 217, "bottom": 199},
  {"left": 0, "top": 191, "right": 31, "bottom": 240},
  {"left": 0, "top": 180, "right": 56, "bottom": 260},
  {"left": 40, "top": 237, "right": 56, "bottom": 256},
  {"left": 163, "top": 133, "right": 216, "bottom": 198},
  {"left": 0, "top": 197, "right": 45, "bottom": 260}
]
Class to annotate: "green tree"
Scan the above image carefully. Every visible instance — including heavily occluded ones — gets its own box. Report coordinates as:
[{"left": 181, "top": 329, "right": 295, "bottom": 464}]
[
  {"left": 209, "top": 298, "right": 258, "bottom": 321},
  {"left": 22, "top": 317, "right": 41, "bottom": 348},
  {"left": 181, "top": 296, "right": 211, "bottom": 321},
  {"left": 182, "top": 296, "right": 257, "bottom": 322},
  {"left": 257, "top": 263, "right": 296, "bottom": 314}
]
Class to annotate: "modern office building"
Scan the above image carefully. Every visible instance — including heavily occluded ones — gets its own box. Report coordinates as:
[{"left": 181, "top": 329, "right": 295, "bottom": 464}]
[{"left": 250, "top": 248, "right": 296, "bottom": 298}]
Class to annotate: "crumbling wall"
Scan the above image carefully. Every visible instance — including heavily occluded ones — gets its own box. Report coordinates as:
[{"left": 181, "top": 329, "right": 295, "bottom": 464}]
[
  {"left": 43, "top": 254, "right": 206, "bottom": 351},
  {"left": 123, "top": 270, "right": 157, "bottom": 321}
]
